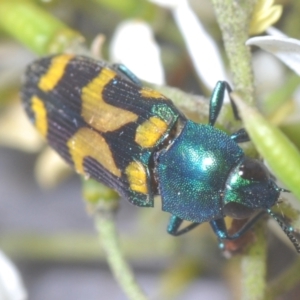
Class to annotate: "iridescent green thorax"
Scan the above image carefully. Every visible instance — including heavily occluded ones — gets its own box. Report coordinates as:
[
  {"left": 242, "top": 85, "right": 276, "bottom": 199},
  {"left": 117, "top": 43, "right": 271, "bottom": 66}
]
[{"left": 157, "top": 120, "right": 244, "bottom": 223}]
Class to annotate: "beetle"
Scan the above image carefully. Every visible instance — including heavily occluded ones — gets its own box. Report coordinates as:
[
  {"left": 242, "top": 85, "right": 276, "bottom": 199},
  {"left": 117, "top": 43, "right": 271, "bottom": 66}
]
[{"left": 21, "top": 54, "right": 300, "bottom": 252}]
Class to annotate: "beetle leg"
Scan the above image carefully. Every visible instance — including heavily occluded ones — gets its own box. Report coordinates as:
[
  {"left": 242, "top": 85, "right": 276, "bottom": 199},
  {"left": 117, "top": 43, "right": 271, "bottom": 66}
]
[
  {"left": 167, "top": 215, "right": 200, "bottom": 236},
  {"left": 230, "top": 128, "right": 250, "bottom": 143},
  {"left": 209, "top": 81, "right": 226, "bottom": 126},
  {"left": 209, "top": 81, "right": 243, "bottom": 126},
  {"left": 112, "top": 63, "right": 142, "bottom": 86},
  {"left": 209, "top": 81, "right": 233, "bottom": 125},
  {"left": 209, "top": 219, "right": 230, "bottom": 242},
  {"left": 210, "top": 212, "right": 266, "bottom": 248},
  {"left": 221, "top": 81, "right": 241, "bottom": 121}
]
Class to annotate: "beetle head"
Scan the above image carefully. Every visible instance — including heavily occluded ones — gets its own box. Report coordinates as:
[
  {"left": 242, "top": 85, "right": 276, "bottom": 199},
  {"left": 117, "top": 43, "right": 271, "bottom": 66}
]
[
  {"left": 222, "top": 157, "right": 300, "bottom": 253},
  {"left": 223, "top": 157, "right": 282, "bottom": 219}
]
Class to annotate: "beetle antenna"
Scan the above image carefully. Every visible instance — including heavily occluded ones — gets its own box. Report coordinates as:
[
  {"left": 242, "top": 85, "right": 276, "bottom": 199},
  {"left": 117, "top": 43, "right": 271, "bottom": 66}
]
[
  {"left": 267, "top": 209, "right": 300, "bottom": 253},
  {"left": 277, "top": 187, "right": 290, "bottom": 193}
]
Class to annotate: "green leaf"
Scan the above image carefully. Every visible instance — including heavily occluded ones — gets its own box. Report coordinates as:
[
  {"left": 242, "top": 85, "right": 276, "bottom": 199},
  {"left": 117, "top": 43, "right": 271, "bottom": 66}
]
[{"left": 233, "top": 94, "right": 300, "bottom": 201}]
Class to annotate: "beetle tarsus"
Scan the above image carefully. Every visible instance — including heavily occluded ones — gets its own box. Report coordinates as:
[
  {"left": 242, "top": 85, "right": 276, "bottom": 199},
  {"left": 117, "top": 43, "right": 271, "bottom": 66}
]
[
  {"left": 267, "top": 209, "right": 300, "bottom": 253},
  {"left": 230, "top": 128, "right": 250, "bottom": 143}
]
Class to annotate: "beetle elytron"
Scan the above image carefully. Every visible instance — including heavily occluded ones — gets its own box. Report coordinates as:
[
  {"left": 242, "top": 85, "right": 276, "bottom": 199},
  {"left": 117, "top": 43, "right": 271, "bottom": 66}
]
[{"left": 21, "top": 54, "right": 300, "bottom": 252}]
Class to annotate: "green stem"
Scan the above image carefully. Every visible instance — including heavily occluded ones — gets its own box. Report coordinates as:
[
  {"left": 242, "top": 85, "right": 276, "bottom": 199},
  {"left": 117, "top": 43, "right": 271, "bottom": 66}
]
[
  {"left": 240, "top": 223, "right": 267, "bottom": 300},
  {"left": 83, "top": 179, "right": 149, "bottom": 300},
  {"left": 0, "top": 232, "right": 177, "bottom": 263},
  {"left": 232, "top": 94, "right": 300, "bottom": 200},
  {"left": 208, "top": 4, "right": 268, "bottom": 296},
  {"left": 210, "top": 0, "right": 255, "bottom": 104},
  {"left": 82, "top": 179, "right": 146, "bottom": 299},
  {"left": 266, "top": 258, "right": 300, "bottom": 300},
  {"left": 95, "top": 210, "right": 148, "bottom": 300},
  {"left": 0, "top": 0, "right": 85, "bottom": 55}
]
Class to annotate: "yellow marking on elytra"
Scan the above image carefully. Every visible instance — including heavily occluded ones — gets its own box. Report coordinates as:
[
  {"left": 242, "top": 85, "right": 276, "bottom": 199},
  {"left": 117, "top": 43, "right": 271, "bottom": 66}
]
[
  {"left": 125, "top": 161, "right": 148, "bottom": 194},
  {"left": 135, "top": 116, "right": 168, "bottom": 148},
  {"left": 31, "top": 96, "right": 48, "bottom": 137},
  {"left": 38, "top": 54, "right": 74, "bottom": 92},
  {"left": 81, "top": 68, "right": 138, "bottom": 132},
  {"left": 67, "top": 127, "right": 121, "bottom": 177},
  {"left": 140, "top": 87, "right": 167, "bottom": 99}
]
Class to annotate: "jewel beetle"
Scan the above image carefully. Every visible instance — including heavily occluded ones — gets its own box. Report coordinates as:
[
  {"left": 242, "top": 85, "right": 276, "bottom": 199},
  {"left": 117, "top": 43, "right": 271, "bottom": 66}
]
[{"left": 21, "top": 54, "right": 300, "bottom": 252}]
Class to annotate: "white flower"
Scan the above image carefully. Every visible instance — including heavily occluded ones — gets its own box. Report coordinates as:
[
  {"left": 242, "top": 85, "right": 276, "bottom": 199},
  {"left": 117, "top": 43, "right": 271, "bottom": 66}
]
[
  {"left": 0, "top": 251, "right": 27, "bottom": 300},
  {"left": 110, "top": 20, "right": 165, "bottom": 85},
  {"left": 149, "top": 0, "right": 228, "bottom": 90},
  {"left": 247, "top": 29, "right": 300, "bottom": 116},
  {"left": 247, "top": 31, "right": 300, "bottom": 76},
  {"left": 0, "top": 103, "right": 44, "bottom": 152}
]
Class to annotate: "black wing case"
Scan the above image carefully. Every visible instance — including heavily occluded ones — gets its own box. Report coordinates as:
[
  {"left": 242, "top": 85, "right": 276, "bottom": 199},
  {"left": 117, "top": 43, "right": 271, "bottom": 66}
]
[{"left": 21, "top": 55, "right": 186, "bottom": 207}]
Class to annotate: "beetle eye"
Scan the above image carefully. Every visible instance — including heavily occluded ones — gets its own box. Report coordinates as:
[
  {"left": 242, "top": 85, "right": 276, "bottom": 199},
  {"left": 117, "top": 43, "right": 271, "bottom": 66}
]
[{"left": 239, "top": 158, "right": 269, "bottom": 182}]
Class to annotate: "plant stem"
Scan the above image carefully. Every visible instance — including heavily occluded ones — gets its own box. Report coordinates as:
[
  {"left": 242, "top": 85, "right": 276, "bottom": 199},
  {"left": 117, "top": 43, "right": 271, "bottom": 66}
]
[
  {"left": 83, "top": 179, "right": 148, "bottom": 300},
  {"left": 210, "top": 0, "right": 255, "bottom": 104},
  {"left": 0, "top": 0, "right": 85, "bottom": 55},
  {"left": 95, "top": 209, "right": 148, "bottom": 300},
  {"left": 208, "top": 4, "right": 268, "bottom": 297},
  {"left": 266, "top": 258, "right": 300, "bottom": 300},
  {"left": 240, "top": 223, "right": 267, "bottom": 300}
]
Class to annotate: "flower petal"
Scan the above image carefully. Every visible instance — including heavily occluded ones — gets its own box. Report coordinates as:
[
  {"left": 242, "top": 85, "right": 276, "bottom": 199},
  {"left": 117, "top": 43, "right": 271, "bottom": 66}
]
[
  {"left": 246, "top": 36, "right": 300, "bottom": 76},
  {"left": 35, "top": 147, "right": 72, "bottom": 188},
  {"left": 149, "top": 0, "right": 228, "bottom": 90},
  {"left": 110, "top": 20, "right": 165, "bottom": 85},
  {"left": 249, "top": 5, "right": 282, "bottom": 35},
  {"left": 148, "top": 0, "right": 180, "bottom": 9},
  {"left": 0, "top": 103, "right": 44, "bottom": 152},
  {"left": 0, "top": 251, "right": 27, "bottom": 300},
  {"left": 249, "top": 0, "right": 282, "bottom": 35}
]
